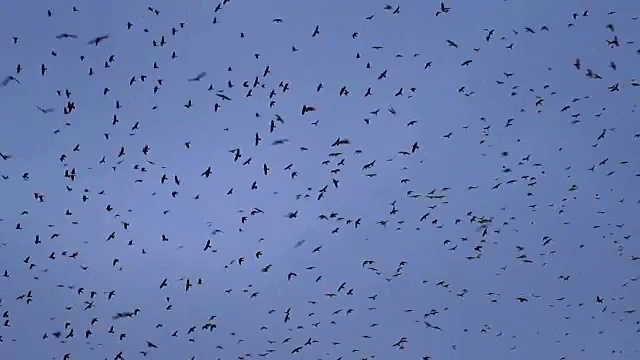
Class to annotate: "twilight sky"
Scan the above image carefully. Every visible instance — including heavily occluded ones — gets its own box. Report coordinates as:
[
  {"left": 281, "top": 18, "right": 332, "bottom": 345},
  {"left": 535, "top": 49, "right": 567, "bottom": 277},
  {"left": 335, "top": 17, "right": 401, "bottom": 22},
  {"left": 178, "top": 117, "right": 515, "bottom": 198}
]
[{"left": 1, "top": 1, "right": 639, "bottom": 359}]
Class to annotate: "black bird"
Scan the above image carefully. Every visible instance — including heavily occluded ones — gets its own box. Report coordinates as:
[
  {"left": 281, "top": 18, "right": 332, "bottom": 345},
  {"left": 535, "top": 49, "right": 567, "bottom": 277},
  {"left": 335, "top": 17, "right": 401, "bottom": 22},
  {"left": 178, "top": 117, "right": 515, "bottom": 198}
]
[
  {"left": 56, "top": 33, "right": 78, "bottom": 39},
  {"left": 87, "top": 34, "right": 110, "bottom": 45},
  {"left": 188, "top": 72, "right": 207, "bottom": 81}
]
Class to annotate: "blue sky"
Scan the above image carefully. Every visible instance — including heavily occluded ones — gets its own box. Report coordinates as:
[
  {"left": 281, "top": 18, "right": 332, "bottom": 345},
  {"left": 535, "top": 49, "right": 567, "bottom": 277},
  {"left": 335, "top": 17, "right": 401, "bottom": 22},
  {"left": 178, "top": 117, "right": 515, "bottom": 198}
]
[{"left": 1, "top": 0, "right": 639, "bottom": 359}]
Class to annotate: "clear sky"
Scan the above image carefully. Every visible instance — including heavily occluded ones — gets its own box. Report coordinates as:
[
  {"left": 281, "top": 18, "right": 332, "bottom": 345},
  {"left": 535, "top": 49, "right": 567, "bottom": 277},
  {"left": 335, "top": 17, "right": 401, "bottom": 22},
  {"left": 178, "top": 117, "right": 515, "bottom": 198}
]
[{"left": 1, "top": 0, "right": 639, "bottom": 359}]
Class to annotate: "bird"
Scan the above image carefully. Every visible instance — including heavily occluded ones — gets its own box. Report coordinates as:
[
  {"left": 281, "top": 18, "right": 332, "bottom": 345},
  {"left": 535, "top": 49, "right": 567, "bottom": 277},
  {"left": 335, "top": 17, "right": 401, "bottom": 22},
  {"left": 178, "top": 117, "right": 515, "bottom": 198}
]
[
  {"left": 1, "top": 76, "right": 20, "bottom": 86},
  {"left": 56, "top": 33, "right": 79, "bottom": 39},
  {"left": 87, "top": 34, "right": 110, "bottom": 45},
  {"left": 36, "top": 106, "right": 54, "bottom": 114},
  {"left": 187, "top": 72, "right": 207, "bottom": 82}
]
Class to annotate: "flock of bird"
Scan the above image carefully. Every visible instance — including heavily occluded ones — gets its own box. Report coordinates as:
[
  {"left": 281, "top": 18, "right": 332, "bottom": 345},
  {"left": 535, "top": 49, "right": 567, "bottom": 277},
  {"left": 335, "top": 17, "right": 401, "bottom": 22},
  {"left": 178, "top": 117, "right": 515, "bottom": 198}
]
[{"left": 1, "top": 1, "right": 639, "bottom": 359}]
